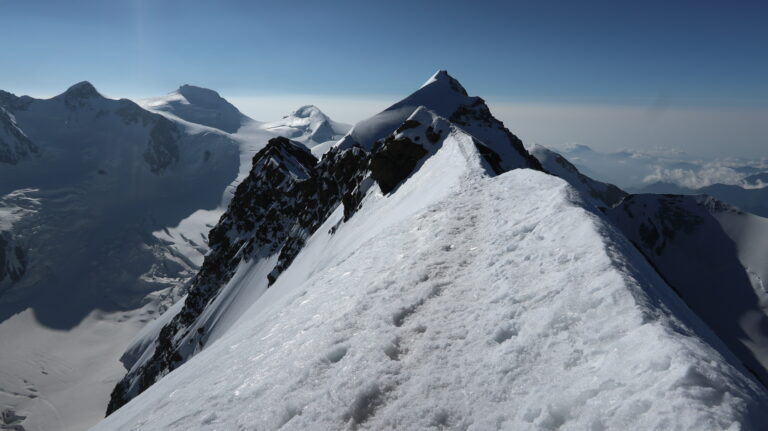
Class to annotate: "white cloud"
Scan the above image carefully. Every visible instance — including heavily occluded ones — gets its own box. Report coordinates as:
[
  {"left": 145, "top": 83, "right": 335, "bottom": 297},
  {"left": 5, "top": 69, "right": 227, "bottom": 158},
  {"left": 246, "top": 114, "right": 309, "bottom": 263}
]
[{"left": 643, "top": 163, "right": 751, "bottom": 189}]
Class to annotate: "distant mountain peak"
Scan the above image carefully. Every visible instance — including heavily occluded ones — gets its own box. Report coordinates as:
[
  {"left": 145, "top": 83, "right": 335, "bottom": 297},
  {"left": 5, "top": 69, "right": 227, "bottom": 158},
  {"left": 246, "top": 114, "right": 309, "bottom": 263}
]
[
  {"left": 141, "top": 85, "right": 248, "bottom": 133},
  {"left": 62, "top": 81, "right": 102, "bottom": 99},
  {"left": 287, "top": 105, "right": 326, "bottom": 119},
  {"left": 176, "top": 84, "right": 228, "bottom": 108},
  {"left": 53, "top": 81, "right": 104, "bottom": 110},
  {"left": 419, "top": 69, "right": 468, "bottom": 96},
  {"left": 262, "top": 105, "right": 350, "bottom": 147}
]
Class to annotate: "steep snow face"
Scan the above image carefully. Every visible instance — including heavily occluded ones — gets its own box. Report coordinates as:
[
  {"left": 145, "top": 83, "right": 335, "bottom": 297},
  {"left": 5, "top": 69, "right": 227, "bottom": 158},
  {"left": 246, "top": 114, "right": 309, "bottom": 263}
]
[
  {"left": 141, "top": 85, "right": 249, "bottom": 133},
  {"left": 608, "top": 195, "right": 768, "bottom": 387},
  {"left": 337, "top": 70, "right": 542, "bottom": 173},
  {"left": 0, "top": 82, "right": 240, "bottom": 431},
  {"left": 262, "top": 105, "right": 351, "bottom": 150},
  {"left": 0, "top": 107, "right": 37, "bottom": 165},
  {"left": 531, "top": 144, "right": 627, "bottom": 210},
  {"left": 95, "top": 162, "right": 768, "bottom": 430}
]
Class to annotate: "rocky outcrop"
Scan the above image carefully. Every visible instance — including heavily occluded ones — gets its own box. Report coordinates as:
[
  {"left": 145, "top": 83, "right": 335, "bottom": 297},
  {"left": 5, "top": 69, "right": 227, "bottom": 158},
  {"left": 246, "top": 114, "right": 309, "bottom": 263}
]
[{"left": 370, "top": 133, "right": 428, "bottom": 194}]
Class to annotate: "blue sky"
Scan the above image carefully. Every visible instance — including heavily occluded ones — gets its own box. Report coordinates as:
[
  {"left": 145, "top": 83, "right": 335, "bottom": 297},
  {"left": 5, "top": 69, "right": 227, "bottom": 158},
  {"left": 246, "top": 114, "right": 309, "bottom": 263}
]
[{"left": 1, "top": 0, "right": 766, "bottom": 157}]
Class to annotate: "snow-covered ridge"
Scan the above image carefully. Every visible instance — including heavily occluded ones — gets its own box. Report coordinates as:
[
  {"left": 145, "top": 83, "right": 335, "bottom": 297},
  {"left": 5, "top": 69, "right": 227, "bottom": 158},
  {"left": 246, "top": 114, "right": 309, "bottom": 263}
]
[
  {"left": 532, "top": 145, "right": 768, "bottom": 390},
  {"left": 104, "top": 69, "right": 548, "bottom": 407},
  {"left": 105, "top": 84, "right": 537, "bottom": 412},
  {"left": 531, "top": 144, "right": 627, "bottom": 210},
  {"left": 95, "top": 159, "right": 768, "bottom": 429},
  {"left": 102, "top": 70, "right": 768, "bottom": 430}
]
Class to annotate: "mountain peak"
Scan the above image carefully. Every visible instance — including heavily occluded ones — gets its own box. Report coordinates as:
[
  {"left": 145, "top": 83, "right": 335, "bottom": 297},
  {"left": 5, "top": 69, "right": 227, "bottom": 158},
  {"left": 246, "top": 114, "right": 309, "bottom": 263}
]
[
  {"left": 262, "top": 105, "right": 350, "bottom": 147},
  {"left": 140, "top": 84, "right": 248, "bottom": 133},
  {"left": 176, "top": 85, "right": 227, "bottom": 108},
  {"left": 288, "top": 105, "right": 326, "bottom": 119},
  {"left": 419, "top": 69, "right": 468, "bottom": 96},
  {"left": 61, "top": 81, "right": 102, "bottom": 99}
]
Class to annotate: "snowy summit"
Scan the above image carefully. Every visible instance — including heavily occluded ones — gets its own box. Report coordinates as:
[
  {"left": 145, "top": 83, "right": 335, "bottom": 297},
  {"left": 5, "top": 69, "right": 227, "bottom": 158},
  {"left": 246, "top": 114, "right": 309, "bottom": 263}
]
[
  {"left": 262, "top": 105, "right": 351, "bottom": 151},
  {"left": 141, "top": 84, "right": 250, "bottom": 133}
]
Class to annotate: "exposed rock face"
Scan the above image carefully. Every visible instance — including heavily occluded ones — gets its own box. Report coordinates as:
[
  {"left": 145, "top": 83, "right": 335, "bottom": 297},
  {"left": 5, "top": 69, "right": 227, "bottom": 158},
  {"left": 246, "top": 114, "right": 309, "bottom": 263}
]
[
  {"left": 448, "top": 96, "right": 541, "bottom": 172},
  {"left": 370, "top": 133, "right": 428, "bottom": 194}
]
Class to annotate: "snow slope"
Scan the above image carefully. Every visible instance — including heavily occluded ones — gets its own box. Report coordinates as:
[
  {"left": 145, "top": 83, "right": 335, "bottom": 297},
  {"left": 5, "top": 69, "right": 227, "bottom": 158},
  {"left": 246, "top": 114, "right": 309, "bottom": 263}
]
[
  {"left": 0, "top": 82, "right": 241, "bottom": 431},
  {"left": 95, "top": 147, "right": 768, "bottom": 430},
  {"left": 608, "top": 195, "right": 768, "bottom": 387}
]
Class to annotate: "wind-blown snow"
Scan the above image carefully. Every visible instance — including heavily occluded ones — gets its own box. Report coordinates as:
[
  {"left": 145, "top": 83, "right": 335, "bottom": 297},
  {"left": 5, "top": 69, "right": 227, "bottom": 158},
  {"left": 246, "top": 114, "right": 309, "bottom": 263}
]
[{"left": 94, "top": 133, "right": 767, "bottom": 430}]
